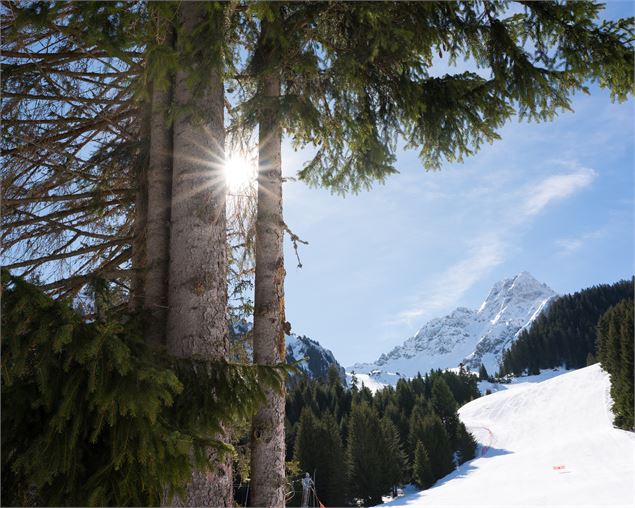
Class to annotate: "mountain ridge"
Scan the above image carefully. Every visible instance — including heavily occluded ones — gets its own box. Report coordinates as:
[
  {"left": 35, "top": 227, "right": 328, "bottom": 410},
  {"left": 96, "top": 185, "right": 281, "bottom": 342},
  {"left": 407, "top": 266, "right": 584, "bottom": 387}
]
[
  {"left": 229, "top": 323, "right": 346, "bottom": 383},
  {"left": 286, "top": 334, "right": 346, "bottom": 383},
  {"left": 348, "top": 272, "right": 556, "bottom": 385}
]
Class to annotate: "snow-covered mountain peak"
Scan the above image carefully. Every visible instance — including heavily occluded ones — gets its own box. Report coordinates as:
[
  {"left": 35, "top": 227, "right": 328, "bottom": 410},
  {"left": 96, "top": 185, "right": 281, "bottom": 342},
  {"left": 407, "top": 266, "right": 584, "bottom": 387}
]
[
  {"left": 348, "top": 273, "right": 557, "bottom": 385},
  {"left": 477, "top": 271, "right": 555, "bottom": 321}
]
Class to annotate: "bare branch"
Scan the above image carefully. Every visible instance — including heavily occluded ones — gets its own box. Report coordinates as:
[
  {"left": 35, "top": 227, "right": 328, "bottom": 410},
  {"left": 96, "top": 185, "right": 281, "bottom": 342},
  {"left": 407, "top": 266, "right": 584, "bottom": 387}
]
[{"left": 2, "top": 238, "right": 131, "bottom": 270}]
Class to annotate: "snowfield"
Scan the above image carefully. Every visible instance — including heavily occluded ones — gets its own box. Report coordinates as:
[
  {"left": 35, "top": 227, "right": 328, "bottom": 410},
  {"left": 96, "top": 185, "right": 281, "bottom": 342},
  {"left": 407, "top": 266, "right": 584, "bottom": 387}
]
[{"left": 384, "top": 364, "right": 635, "bottom": 507}]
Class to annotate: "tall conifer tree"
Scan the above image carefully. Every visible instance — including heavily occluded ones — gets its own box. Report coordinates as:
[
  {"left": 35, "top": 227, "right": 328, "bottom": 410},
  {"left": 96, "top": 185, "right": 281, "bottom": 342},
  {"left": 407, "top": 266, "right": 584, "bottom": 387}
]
[
  {"left": 248, "top": 5, "right": 288, "bottom": 504},
  {"left": 164, "top": 3, "right": 233, "bottom": 505},
  {"left": 381, "top": 417, "right": 407, "bottom": 497},
  {"left": 294, "top": 410, "right": 347, "bottom": 506},
  {"left": 420, "top": 414, "right": 455, "bottom": 479},
  {"left": 597, "top": 299, "right": 634, "bottom": 430},
  {"left": 347, "top": 402, "right": 391, "bottom": 505},
  {"left": 232, "top": 5, "right": 634, "bottom": 503},
  {"left": 413, "top": 441, "right": 435, "bottom": 489}
]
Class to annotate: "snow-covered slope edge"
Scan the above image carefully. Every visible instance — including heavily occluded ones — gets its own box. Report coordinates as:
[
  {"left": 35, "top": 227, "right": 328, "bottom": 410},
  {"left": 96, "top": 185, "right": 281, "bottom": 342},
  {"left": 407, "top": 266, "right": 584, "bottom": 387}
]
[
  {"left": 348, "top": 272, "right": 556, "bottom": 386},
  {"left": 384, "top": 364, "right": 635, "bottom": 507}
]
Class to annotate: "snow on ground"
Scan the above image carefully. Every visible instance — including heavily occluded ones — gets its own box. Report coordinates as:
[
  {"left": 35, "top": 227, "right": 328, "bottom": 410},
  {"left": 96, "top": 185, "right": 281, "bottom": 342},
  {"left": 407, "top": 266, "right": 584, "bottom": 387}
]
[
  {"left": 346, "top": 372, "right": 389, "bottom": 393},
  {"left": 348, "top": 366, "right": 571, "bottom": 396},
  {"left": 384, "top": 364, "right": 635, "bottom": 507},
  {"left": 477, "top": 367, "right": 571, "bottom": 395}
]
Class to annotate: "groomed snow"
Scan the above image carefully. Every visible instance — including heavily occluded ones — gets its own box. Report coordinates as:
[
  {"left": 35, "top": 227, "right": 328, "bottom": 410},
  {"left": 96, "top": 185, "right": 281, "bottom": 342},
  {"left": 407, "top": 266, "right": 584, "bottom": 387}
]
[{"left": 383, "top": 364, "right": 635, "bottom": 507}]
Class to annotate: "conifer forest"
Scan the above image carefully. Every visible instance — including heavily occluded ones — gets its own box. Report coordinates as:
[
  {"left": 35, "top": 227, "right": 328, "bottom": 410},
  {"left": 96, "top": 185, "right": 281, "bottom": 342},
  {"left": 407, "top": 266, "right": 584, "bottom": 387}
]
[{"left": 1, "top": 1, "right": 634, "bottom": 507}]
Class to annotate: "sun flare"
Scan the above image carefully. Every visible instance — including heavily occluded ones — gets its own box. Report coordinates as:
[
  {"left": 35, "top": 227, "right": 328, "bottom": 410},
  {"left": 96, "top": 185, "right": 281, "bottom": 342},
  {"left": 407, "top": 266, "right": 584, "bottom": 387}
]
[{"left": 224, "top": 153, "right": 255, "bottom": 192}]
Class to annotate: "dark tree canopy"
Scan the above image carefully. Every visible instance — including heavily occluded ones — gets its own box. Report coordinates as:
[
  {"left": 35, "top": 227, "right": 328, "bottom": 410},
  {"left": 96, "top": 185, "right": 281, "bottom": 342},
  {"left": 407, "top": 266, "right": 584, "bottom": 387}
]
[
  {"left": 285, "top": 367, "right": 479, "bottom": 504},
  {"left": 597, "top": 299, "right": 634, "bottom": 430},
  {"left": 231, "top": 1, "right": 634, "bottom": 194},
  {"left": 0, "top": 271, "right": 286, "bottom": 506},
  {"left": 413, "top": 440, "right": 435, "bottom": 489}
]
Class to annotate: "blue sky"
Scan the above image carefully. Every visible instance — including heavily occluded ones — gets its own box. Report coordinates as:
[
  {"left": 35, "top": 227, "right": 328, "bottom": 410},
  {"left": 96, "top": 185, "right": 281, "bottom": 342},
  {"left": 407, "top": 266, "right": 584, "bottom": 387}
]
[{"left": 280, "top": 3, "right": 634, "bottom": 367}]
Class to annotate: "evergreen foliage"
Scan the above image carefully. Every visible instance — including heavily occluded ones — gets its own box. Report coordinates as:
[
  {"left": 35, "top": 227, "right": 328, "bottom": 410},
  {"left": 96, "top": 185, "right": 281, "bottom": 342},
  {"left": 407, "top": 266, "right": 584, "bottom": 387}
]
[
  {"left": 380, "top": 417, "right": 408, "bottom": 497},
  {"left": 413, "top": 441, "right": 435, "bottom": 489},
  {"left": 597, "top": 299, "right": 634, "bottom": 430},
  {"left": 455, "top": 422, "right": 478, "bottom": 464},
  {"left": 418, "top": 415, "right": 455, "bottom": 479},
  {"left": 407, "top": 403, "right": 429, "bottom": 462},
  {"left": 261, "top": 1, "right": 634, "bottom": 195},
  {"left": 429, "top": 368, "right": 481, "bottom": 406},
  {"left": 479, "top": 364, "right": 489, "bottom": 381},
  {"left": 500, "top": 279, "right": 634, "bottom": 376},
  {"left": 347, "top": 402, "right": 392, "bottom": 506},
  {"left": 431, "top": 377, "right": 458, "bottom": 424},
  {"left": 292, "top": 409, "right": 346, "bottom": 507},
  {"left": 285, "top": 368, "right": 479, "bottom": 504},
  {"left": 1, "top": 271, "right": 286, "bottom": 506}
]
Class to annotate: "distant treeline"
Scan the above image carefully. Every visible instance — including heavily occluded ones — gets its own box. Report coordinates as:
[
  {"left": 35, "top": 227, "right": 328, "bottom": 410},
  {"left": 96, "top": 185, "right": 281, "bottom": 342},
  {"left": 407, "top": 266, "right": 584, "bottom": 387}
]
[
  {"left": 282, "top": 367, "right": 480, "bottom": 506},
  {"left": 499, "top": 278, "right": 634, "bottom": 376}
]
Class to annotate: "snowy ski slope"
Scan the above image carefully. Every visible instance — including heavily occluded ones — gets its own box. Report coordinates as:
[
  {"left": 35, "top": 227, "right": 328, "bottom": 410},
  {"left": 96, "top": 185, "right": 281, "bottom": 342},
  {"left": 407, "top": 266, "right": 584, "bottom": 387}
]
[{"left": 384, "top": 364, "right": 635, "bottom": 507}]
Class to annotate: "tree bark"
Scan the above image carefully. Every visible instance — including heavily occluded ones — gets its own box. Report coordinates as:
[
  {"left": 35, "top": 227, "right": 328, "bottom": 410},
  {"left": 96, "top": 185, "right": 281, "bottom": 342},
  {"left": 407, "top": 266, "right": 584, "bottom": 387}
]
[
  {"left": 249, "top": 71, "right": 287, "bottom": 506},
  {"left": 143, "top": 27, "right": 174, "bottom": 349},
  {"left": 166, "top": 2, "right": 232, "bottom": 506}
]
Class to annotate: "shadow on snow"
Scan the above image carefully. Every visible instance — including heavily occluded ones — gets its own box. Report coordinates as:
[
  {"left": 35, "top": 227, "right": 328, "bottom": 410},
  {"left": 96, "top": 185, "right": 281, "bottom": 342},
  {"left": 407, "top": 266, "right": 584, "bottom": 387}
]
[
  {"left": 433, "top": 446, "right": 513, "bottom": 489},
  {"left": 381, "top": 447, "right": 513, "bottom": 506}
]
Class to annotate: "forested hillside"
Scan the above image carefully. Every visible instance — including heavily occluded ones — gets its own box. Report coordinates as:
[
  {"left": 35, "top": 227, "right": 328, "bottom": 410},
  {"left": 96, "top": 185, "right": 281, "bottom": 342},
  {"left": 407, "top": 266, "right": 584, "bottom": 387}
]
[
  {"left": 282, "top": 366, "right": 480, "bottom": 506},
  {"left": 499, "top": 278, "right": 634, "bottom": 376}
]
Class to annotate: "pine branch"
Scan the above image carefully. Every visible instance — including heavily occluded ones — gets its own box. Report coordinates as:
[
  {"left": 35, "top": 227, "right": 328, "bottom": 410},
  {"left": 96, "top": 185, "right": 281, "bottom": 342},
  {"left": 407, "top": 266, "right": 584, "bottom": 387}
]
[
  {"left": 1, "top": 49, "right": 143, "bottom": 59},
  {"left": 2, "top": 238, "right": 131, "bottom": 270},
  {"left": 2, "top": 189, "right": 129, "bottom": 207},
  {"left": 2, "top": 109, "right": 137, "bottom": 156},
  {"left": 3, "top": 199, "right": 126, "bottom": 230},
  {"left": 1, "top": 91, "right": 128, "bottom": 105}
]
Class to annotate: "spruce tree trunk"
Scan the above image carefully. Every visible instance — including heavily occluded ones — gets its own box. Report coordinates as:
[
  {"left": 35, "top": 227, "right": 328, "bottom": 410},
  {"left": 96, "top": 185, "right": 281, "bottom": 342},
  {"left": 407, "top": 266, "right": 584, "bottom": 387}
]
[
  {"left": 249, "top": 71, "right": 287, "bottom": 506},
  {"left": 144, "top": 49, "right": 173, "bottom": 350},
  {"left": 166, "top": 2, "right": 232, "bottom": 506}
]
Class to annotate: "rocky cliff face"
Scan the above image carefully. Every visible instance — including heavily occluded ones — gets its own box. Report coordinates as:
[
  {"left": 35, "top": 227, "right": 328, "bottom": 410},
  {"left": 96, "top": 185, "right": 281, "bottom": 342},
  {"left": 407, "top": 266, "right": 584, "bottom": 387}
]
[
  {"left": 230, "top": 323, "right": 346, "bottom": 384},
  {"left": 348, "top": 272, "right": 556, "bottom": 385},
  {"left": 286, "top": 334, "right": 346, "bottom": 384}
]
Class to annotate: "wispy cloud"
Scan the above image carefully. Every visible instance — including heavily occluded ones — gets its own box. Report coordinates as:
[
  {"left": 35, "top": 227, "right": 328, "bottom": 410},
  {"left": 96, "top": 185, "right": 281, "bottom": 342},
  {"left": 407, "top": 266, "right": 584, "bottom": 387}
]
[
  {"left": 521, "top": 166, "right": 597, "bottom": 218},
  {"left": 555, "top": 237, "right": 586, "bottom": 256},
  {"left": 394, "top": 234, "right": 506, "bottom": 325},
  {"left": 555, "top": 223, "right": 612, "bottom": 256},
  {"left": 392, "top": 163, "right": 599, "bottom": 326}
]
